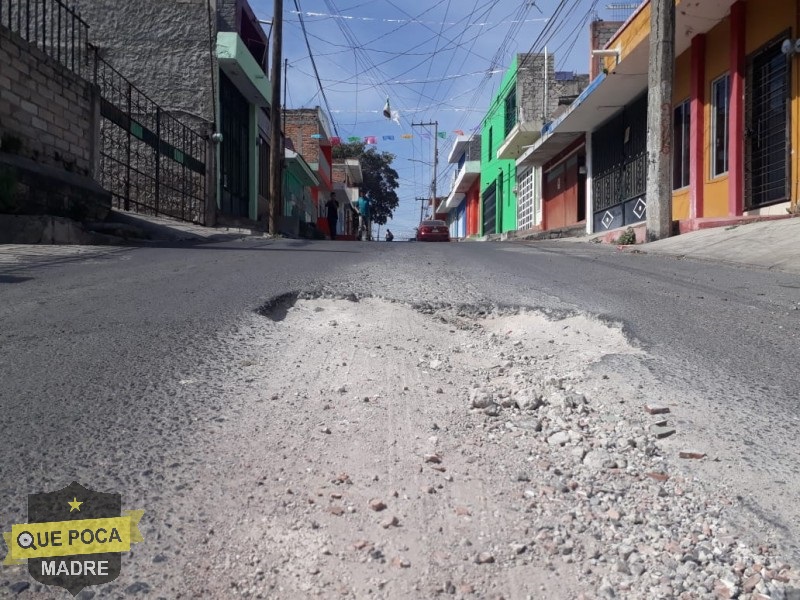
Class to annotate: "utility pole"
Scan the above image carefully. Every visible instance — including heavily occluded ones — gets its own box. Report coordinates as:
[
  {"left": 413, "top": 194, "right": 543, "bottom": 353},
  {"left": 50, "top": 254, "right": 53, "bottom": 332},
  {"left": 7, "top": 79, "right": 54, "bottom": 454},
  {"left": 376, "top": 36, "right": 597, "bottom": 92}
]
[
  {"left": 268, "top": 0, "right": 283, "bottom": 234},
  {"left": 415, "top": 197, "right": 428, "bottom": 223},
  {"left": 543, "top": 46, "right": 549, "bottom": 121},
  {"left": 645, "top": 0, "right": 675, "bottom": 241},
  {"left": 411, "top": 121, "right": 439, "bottom": 215}
]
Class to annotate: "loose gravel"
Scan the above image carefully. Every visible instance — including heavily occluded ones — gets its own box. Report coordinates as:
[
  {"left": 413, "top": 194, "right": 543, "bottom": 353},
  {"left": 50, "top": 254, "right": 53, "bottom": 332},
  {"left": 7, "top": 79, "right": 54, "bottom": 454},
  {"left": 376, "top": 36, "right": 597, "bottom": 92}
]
[{"left": 4, "top": 294, "right": 796, "bottom": 599}]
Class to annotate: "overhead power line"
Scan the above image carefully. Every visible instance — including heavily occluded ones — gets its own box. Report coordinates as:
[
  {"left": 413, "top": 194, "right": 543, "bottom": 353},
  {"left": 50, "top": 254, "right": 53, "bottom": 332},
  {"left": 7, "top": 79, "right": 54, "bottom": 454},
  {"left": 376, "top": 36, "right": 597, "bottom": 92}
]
[
  {"left": 293, "top": 0, "right": 340, "bottom": 137},
  {"left": 288, "top": 10, "right": 549, "bottom": 27}
]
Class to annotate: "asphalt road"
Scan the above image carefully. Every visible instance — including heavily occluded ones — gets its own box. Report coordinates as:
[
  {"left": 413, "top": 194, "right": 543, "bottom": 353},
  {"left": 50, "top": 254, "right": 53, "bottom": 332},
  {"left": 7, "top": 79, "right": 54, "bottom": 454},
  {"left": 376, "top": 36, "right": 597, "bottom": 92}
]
[{"left": 1, "top": 237, "right": 799, "bottom": 595}]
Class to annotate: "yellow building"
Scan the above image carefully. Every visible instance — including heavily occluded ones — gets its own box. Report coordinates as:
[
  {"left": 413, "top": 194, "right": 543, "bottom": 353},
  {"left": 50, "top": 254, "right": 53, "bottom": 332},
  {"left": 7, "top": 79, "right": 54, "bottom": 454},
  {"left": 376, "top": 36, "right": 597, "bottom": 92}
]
[{"left": 520, "top": 0, "right": 800, "bottom": 236}]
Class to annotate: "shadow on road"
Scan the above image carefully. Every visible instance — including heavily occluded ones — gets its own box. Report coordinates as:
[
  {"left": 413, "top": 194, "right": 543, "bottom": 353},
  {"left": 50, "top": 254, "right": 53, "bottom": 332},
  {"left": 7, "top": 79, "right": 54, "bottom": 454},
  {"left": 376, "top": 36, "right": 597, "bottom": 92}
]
[
  {"left": 0, "top": 274, "right": 34, "bottom": 284},
  {"left": 0, "top": 239, "right": 364, "bottom": 281}
]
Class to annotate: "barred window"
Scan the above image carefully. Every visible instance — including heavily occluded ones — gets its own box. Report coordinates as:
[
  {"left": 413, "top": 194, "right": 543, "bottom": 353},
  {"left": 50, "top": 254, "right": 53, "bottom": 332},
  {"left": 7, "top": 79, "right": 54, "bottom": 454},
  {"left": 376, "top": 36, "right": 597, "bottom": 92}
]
[
  {"left": 673, "top": 100, "right": 691, "bottom": 190},
  {"left": 711, "top": 74, "right": 730, "bottom": 178}
]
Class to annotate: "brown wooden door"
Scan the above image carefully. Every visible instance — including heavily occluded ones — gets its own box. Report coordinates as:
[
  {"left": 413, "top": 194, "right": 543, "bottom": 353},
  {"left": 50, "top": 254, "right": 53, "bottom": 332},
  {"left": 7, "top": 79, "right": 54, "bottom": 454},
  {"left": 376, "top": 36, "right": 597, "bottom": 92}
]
[{"left": 544, "top": 155, "right": 579, "bottom": 230}]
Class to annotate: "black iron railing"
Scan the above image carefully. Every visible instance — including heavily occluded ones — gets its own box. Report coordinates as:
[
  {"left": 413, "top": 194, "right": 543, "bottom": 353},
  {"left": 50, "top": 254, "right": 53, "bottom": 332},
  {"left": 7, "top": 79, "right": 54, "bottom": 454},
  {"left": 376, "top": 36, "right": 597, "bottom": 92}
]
[
  {"left": 593, "top": 152, "right": 646, "bottom": 213},
  {"left": 1, "top": 1, "right": 209, "bottom": 224},
  {"left": 92, "top": 46, "right": 208, "bottom": 224},
  {"left": 0, "top": 0, "right": 90, "bottom": 78}
]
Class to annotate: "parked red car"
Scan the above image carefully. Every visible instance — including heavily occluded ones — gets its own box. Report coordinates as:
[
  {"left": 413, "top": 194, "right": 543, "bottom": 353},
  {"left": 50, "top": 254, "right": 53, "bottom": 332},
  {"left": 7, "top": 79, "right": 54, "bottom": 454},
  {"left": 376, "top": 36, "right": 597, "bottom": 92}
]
[{"left": 415, "top": 220, "right": 450, "bottom": 242}]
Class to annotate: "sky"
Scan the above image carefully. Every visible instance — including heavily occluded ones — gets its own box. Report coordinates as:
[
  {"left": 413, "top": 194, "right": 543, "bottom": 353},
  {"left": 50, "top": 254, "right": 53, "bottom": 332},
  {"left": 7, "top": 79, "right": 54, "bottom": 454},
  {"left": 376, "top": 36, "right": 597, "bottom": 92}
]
[{"left": 250, "top": 0, "right": 632, "bottom": 239}]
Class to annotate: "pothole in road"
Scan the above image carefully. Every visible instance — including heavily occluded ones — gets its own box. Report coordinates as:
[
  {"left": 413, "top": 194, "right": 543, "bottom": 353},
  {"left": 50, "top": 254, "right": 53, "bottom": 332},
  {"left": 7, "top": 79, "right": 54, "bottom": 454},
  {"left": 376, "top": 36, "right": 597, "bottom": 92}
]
[
  {"left": 254, "top": 292, "right": 638, "bottom": 377},
  {"left": 221, "top": 295, "right": 800, "bottom": 598}
]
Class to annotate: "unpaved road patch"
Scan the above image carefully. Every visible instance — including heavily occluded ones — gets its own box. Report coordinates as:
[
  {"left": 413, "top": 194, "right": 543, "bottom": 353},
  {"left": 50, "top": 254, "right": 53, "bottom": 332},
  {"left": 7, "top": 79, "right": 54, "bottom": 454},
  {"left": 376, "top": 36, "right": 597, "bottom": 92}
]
[{"left": 166, "top": 296, "right": 798, "bottom": 599}]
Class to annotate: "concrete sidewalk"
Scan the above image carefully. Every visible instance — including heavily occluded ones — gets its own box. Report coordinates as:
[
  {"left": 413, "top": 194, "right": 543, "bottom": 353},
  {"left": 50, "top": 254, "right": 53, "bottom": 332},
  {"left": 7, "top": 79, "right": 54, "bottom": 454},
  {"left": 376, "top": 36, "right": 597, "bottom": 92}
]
[
  {"left": 94, "top": 210, "right": 272, "bottom": 243},
  {"left": 600, "top": 217, "right": 800, "bottom": 275},
  {"left": 0, "top": 210, "right": 275, "bottom": 245}
]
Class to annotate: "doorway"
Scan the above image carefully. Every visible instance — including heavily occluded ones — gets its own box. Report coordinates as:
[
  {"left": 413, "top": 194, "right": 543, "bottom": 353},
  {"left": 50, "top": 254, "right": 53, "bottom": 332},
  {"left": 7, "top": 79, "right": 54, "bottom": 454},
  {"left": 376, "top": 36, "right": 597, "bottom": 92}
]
[
  {"left": 219, "top": 72, "right": 250, "bottom": 218},
  {"left": 482, "top": 184, "right": 496, "bottom": 235},
  {"left": 746, "top": 36, "right": 790, "bottom": 208}
]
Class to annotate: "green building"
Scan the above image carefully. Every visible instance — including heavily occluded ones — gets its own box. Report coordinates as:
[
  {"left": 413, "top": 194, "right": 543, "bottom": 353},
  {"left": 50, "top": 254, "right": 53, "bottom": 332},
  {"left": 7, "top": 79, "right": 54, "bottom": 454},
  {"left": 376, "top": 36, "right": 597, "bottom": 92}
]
[{"left": 480, "top": 61, "right": 519, "bottom": 235}]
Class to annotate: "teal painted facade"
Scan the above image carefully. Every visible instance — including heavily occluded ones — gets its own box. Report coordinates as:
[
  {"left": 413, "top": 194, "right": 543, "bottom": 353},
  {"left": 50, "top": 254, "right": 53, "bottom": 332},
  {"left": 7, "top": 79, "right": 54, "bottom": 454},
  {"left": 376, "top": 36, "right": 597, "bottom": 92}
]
[
  {"left": 284, "top": 151, "right": 319, "bottom": 223},
  {"left": 480, "top": 59, "right": 518, "bottom": 235},
  {"left": 284, "top": 172, "right": 312, "bottom": 222},
  {"left": 216, "top": 31, "right": 271, "bottom": 221}
]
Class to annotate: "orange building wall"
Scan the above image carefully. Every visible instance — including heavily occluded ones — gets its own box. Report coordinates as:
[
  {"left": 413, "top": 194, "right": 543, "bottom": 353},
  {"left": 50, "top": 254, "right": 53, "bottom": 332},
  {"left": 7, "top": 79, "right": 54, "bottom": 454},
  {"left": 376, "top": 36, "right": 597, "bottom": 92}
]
[
  {"left": 605, "top": 3, "right": 650, "bottom": 67},
  {"left": 672, "top": 49, "right": 691, "bottom": 109},
  {"left": 672, "top": 190, "right": 690, "bottom": 221},
  {"left": 745, "top": 0, "right": 795, "bottom": 55},
  {"left": 743, "top": 0, "right": 799, "bottom": 209},
  {"left": 466, "top": 179, "right": 480, "bottom": 236},
  {"left": 793, "top": 4, "right": 800, "bottom": 211},
  {"left": 702, "top": 17, "right": 731, "bottom": 217},
  {"left": 700, "top": 0, "right": 798, "bottom": 217},
  {"left": 607, "top": 0, "right": 800, "bottom": 219},
  {"left": 671, "top": 49, "right": 692, "bottom": 220}
]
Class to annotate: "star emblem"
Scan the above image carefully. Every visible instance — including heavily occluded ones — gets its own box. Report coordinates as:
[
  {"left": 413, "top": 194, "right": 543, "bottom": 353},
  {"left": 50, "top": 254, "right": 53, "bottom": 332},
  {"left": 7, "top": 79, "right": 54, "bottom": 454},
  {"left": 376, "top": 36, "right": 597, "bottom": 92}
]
[{"left": 68, "top": 497, "right": 83, "bottom": 512}]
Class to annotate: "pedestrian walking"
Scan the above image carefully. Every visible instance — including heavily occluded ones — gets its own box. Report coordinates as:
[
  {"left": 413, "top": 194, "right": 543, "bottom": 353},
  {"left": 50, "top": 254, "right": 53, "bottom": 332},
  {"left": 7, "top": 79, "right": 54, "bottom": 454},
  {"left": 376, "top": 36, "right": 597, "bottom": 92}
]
[
  {"left": 325, "top": 192, "right": 340, "bottom": 240},
  {"left": 357, "top": 190, "right": 372, "bottom": 241}
]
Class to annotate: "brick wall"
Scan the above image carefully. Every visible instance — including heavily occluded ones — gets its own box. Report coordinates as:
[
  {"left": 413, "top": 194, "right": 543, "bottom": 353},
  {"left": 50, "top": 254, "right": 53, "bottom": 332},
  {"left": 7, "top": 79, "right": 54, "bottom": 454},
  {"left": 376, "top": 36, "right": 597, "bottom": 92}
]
[
  {"left": 331, "top": 163, "right": 346, "bottom": 186},
  {"left": 284, "top": 109, "right": 323, "bottom": 165},
  {"left": 590, "top": 20, "right": 624, "bottom": 80},
  {"left": 284, "top": 108, "right": 332, "bottom": 190},
  {"left": 0, "top": 26, "right": 95, "bottom": 176}
]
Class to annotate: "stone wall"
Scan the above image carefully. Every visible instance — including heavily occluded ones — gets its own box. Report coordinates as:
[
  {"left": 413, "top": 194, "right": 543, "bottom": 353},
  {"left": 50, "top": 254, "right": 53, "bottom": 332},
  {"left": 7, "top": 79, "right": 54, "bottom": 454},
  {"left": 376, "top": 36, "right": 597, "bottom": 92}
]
[
  {"left": 77, "top": 0, "right": 216, "bottom": 130},
  {"left": 0, "top": 25, "right": 95, "bottom": 177},
  {"left": 516, "top": 52, "right": 591, "bottom": 126},
  {"left": 464, "top": 136, "right": 482, "bottom": 162},
  {"left": 550, "top": 73, "right": 591, "bottom": 120},
  {"left": 590, "top": 20, "right": 624, "bottom": 80},
  {"left": 217, "top": 0, "right": 239, "bottom": 33},
  {"left": 517, "top": 53, "right": 555, "bottom": 125}
]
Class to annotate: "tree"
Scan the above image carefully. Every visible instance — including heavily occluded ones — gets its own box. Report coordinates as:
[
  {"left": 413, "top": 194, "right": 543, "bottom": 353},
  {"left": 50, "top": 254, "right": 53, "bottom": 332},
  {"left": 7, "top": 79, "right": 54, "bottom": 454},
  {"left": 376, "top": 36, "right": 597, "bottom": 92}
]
[{"left": 332, "top": 142, "right": 400, "bottom": 226}]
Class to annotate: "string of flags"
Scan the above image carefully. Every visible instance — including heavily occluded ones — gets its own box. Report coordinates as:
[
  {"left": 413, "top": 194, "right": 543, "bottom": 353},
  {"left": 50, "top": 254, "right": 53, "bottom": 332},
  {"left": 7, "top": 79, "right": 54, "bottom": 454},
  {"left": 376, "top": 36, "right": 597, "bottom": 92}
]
[
  {"left": 323, "top": 130, "right": 476, "bottom": 146},
  {"left": 326, "top": 129, "right": 476, "bottom": 145},
  {"left": 308, "top": 98, "right": 478, "bottom": 146},
  {"left": 324, "top": 130, "right": 474, "bottom": 145}
]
